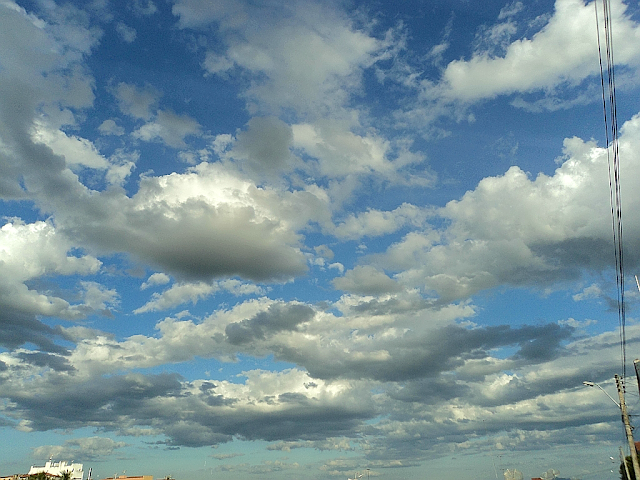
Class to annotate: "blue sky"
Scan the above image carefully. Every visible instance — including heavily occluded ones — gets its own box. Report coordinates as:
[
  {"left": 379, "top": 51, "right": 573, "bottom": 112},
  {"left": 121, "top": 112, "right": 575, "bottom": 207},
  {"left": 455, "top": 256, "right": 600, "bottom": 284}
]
[{"left": 2, "top": 0, "right": 640, "bottom": 479}]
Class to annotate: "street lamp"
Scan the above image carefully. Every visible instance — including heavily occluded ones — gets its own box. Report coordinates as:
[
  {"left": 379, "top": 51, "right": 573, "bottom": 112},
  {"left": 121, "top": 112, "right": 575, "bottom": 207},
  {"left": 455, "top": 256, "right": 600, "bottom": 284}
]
[
  {"left": 582, "top": 381, "right": 620, "bottom": 407},
  {"left": 583, "top": 377, "right": 640, "bottom": 480}
]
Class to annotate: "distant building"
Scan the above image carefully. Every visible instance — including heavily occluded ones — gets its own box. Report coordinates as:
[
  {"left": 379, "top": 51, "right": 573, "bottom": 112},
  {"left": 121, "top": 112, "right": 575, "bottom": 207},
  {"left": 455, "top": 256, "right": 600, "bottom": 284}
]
[
  {"left": 28, "top": 461, "right": 84, "bottom": 480},
  {"left": 99, "top": 476, "right": 152, "bottom": 480}
]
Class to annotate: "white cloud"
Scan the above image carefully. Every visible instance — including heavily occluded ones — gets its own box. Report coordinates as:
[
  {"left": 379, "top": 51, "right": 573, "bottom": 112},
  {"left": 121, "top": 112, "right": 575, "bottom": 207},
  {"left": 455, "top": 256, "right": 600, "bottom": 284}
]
[
  {"left": 78, "top": 281, "right": 119, "bottom": 312},
  {"left": 132, "top": 109, "right": 202, "bottom": 148},
  {"left": 106, "top": 149, "right": 138, "bottom": 186},
  {"left": 0, "top": 2, "right": 99, "bottom": 88},
  {"left": 135, "top": 281, "right": 219, "bottom": 313},
  {"left": 292, "top": 120, "right": 392, "bottom": 177},
  {"left": 132, "top": 0, "right": 158, "bottom": 16},
  {"left": 98, "top": 118, "right": 125, "bottom": 136},
  {"left": 219, "top": 279, "right": 266, "bottom": 297},
  {"left": 558, "top": 317, "right": 597, "bottom": 329},
  {"left": 63, "top": 295, "right": 451, "bottom": 376},
  {"left": 0, "top": 0, "right": 99, "bottom": 198},
  {"left": 173, "top": 0, "right": 427, "bottom": 191},
  {"left": 46, "top": 161, "right": 324, "bottom": 282},
  {"left": 0, "top": 220, "right": 99, "bottom": 280},
  {"left": 212, "top": 452, "right": 245, "bottom": 460},
  {"left": 136, "top": 278, "right": 265, "bottom": 313},
  {"left": 498, "top": 2, "right": 524, "bottom": 20},
  {"left": 332, "top": 203, "right": 429, "bottom": 240},
  {"left": 572, "top": 283, "right": 604, "bottom": 301},
  {"left": 115, "top": 22, "right": 137, "bottom": 43},
  {"left": 374, "top": 113, "right": 640, "bottom": 301},
  {"left": 31, "top": 121, "right": 109, "bottom": 169},
  {"left": 3, "top": 0, "right": 640, "bottom": 474},
  {"left": 268, "top": 438, "right": 353, "bottom": 452},
  {"left": 0, "top": 276, "right": 633, "bottom": 462},
  {"left": 212, "top": 133, "right": 234, "bottom": 156},
  {"left": 329, "top": 262, "right": 344, "bottom": 274},
  {"left": 171, "top": 0, "right": 246, "bottom": 29},
  {"left": 432, "top": 0, "right": 640, "bottom": 103},
  {"left": 0, "top": 220, "right": 101, "bottom": 319},
  {"left": 333, "top": 265, "right": 402, "bottom": 295},
  {"left": 33, "top": 436, "right": 126, "bottom": 461},
  {"left": 113, "top": 82, "right": 159, "bottom": 120},
  {"left": 203, "top": 51, "right": 234, "bottom": 75},
  {"left": 174, "top": 0, "right": 383, "bottom": 116},
  {"left": 29, "top": 120, "right": 136, "bottom": 186},
  {"left": 314, "top": 244, "right": 334, "bottom": 260},
  {"left": 141, "top": 272, "right": 171, "bottom": 290}
]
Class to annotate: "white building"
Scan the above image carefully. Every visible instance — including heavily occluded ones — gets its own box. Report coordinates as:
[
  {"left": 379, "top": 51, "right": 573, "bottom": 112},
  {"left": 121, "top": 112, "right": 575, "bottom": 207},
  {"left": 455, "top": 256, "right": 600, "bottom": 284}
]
[{"left": 28, "top": 461, "right": 83, "bottom": 480}]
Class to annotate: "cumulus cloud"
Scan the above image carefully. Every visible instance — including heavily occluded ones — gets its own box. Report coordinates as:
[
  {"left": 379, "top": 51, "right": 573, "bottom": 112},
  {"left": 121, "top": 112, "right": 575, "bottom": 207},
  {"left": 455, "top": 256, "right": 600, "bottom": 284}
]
[
  {"left": 498, "top": 2, "right": 524, "bottom": 20},
  {"left": 211, "top": 452, "right": 244, "bottom": 460},
  {"left": 0, "top": 290, "right": 627, "bottom": 455},
  {"left": 433, "top": 0, "right": 640, "bottom": 104},
  {"left": 0, "top": 221, "right": 118, "bottom": 355},
  {"left": 225, "top": 303, "right": 315, "bottom": 345},
  {"left": 78, "top": 281, "right": 119, "bottom": 313},
  {"left": 332, "top": 266, "right": 402, "bottom": 295},
  {"left": 172, "top": 0, "right": 426, "bottom": 195},
  {"left": 174, "top": 0, "right": 383, "bottom": 116},
  {"left": 31, "top": 122, "right": 109, "bottom": 169},
  {"left": 393, "top": 0, "right": 640, "bottom": 132},
  {"left": 332, "top": 203, "right": 429, "bottom": 240},
  {"left": 292, "top": 120, "right": 392, "bottom": 177},
  {"left": 0, "top": 0, "right": 320, "bottom": 311},
  {"left": 33, "top": 436, "right": 126, "bottom": 461},
  {"left": 3, "top": 0, "right": 640, "bottom": 475},
  {"left": 132, "top": 109, "right": 202, "bottom": 148},
  {"left": 44, "top": 295, "right": 567, "bottom": 386},
  {"left": 572, "top": 283, "right": 604, "bottom": 301},
  {"left": 135, "top": 281, "right": 219, "bottom": 313},
  {"left": 234, "top": 116, "right": 293, "bottom": 175},
  {"left": 115, "top": 22, "right": 137, "bottom": 43},
  {"left": 141, "top": 272, "right": 171, "bottom": 290},
  {"left": 113, "top": 82, "right": 160, "bottom": 120},
  {"left": 131, "top": 0, "right": 157, "bottom": 16},
  {"left": 30, "top": 120, "right": 137, "bottom": 186},
  {"left": 106, "top": 149, "right": 138, "bottom": 186},
  {"left": 372, "top": 114, "right": 640, "bottom": 301},
  {"left": 202, "top": 51, "right": 235, "bottom": 76},
  {"left": 98, "top": 119, "right": 125, "bottom": 136},
  {"left": 1, "top": 359, "right": 373, "bottom": 447},
  {"left": 267, "top": 438, "right": 353, "bottom": 452},
  {"left": 0, "top": 1, "right": 98, "bottom": 198},
  {"left": 29, "top": 160, "right": 321, "bottom": 283},
  {"left": 0, "top": 220, "right": 102, "bottom": 320},
  {"left": 174, "top": 0, "right": 427, "bottom": 190}
]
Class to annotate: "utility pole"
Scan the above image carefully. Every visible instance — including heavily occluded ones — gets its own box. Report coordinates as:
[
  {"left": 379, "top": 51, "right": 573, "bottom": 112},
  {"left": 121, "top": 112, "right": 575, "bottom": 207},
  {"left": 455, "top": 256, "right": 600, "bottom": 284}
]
[
  {"left": 622, "top": 446, "right": 632, "bottom": 480},
  {"left": 616, "top": 374, "right": 640, "bottom": 480}
]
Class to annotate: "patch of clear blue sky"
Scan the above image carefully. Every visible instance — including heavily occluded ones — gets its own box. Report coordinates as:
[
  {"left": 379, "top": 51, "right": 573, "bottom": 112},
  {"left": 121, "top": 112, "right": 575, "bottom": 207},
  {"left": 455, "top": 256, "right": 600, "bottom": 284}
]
[
  {"left": 0, "top": 199, "right": 45, "bottom": 224},
  {"left": 0, "top": 429, "right": 65, "bottom": 473}
]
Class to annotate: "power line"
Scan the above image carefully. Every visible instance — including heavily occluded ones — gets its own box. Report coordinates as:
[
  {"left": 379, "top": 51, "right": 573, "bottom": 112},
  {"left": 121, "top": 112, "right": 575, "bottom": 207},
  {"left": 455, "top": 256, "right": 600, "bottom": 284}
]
[{"left": 595, "top": 0, "right": 625, "bottom": 381}]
